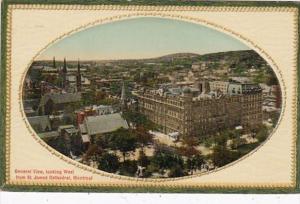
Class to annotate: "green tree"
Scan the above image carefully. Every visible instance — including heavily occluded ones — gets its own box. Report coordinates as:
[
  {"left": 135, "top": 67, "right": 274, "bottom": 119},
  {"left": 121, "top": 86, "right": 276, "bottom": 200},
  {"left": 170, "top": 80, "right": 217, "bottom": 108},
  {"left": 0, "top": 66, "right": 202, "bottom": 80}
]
[
  {"left": 168, "top": 165, "right": 186, "bottom": 178},
  {"left": 110, "top": 128, "right": 138, "bottom": 161},
  {"left": 256, "top": 125, "right": 269, "bottom": 142},
  {"left": 152, "top": 144, "right": 184, "bottom": 171},
  {"left": 135, "top": 126, "right": 153, "bottom": 150},
  {"left": 214, "top": 134, "right": 228, "bottom": 146},
  {"left": 55, "top": 135, "right": 68, "bottom": 156},
  {"left": 266, "top": 73, "right": 278, "bottom": 86},
  {"left": 119, "top": 160, "right": 138, "bottom": 177},
  {"left": 29, "top": 69, "right": 44, "bottom": 82},
  {"left": 185, "top": 154, "right": 204, "bottom": 174},
  {"left": 123, "top": 110, "right": 157, "bottom": 131},
  {"left": 211, "top": 145, "right": 238, "bottom": 167},
  {"left": 98, "top": 152, "right": 120, "bottom": 173},
  {"left": 137, "top": 150, "right": 150, "bottom": 167}
]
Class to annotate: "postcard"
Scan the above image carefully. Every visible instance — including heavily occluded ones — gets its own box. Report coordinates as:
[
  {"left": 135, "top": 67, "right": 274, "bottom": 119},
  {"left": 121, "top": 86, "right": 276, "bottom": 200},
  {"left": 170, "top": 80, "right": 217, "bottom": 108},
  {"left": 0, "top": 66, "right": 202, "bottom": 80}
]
[{"left": 1, "top": 1, "right": 299, "bottom": 192}]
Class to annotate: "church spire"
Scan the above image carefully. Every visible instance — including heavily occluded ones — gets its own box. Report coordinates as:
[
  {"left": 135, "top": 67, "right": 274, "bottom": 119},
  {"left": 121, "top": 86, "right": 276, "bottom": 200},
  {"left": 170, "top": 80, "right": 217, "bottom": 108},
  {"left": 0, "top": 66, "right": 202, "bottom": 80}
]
[
  {"left": 120, "top": 81, "right": 126, "bottom": 110},
  {"left": 53, "top": 56, "right": 56, "bottom": 68},
  {"left": 62, "top": 58, "right": 67, "bottom": 89},
  {"left": 76, "top": 59, "right": 82, "bottom": 92},
  {"left": 63, "top": 58, "right": 67, "bottom": 73}
]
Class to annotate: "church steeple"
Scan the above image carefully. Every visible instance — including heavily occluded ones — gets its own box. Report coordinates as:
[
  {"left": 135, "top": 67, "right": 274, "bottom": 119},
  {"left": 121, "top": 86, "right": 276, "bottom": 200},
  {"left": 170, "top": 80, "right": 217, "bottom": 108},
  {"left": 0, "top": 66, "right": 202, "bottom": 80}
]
[
  {"left": 63, "top": 58, "right": 67, "bottom": 73},
  {"left": 53, "top": 56, "right": 56, "bottom": 68},
  {"left": 120, "top": 81, "right": 126, "bottom": 110},
  {"left": 76, "top": 59, "right": 82, "bottom": 92},
  {"left": 62, "top": 58, "right": 67, "bottom": 89}
]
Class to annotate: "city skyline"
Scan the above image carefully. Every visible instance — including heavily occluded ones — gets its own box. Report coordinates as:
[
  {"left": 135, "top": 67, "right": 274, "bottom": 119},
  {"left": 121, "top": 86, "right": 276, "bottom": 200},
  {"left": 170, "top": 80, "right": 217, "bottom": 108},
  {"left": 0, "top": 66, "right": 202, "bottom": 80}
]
[
  {"left": 25, "top": 48, "right": 280, "bottom": 178},
  {"left": 38, "top": 17, "right": 250, "bottom": 61}
]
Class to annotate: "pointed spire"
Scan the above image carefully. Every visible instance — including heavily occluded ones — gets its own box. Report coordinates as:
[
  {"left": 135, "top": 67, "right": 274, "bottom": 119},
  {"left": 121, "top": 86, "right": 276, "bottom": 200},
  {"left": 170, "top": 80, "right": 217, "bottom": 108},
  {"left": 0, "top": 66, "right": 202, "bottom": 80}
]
[
  {"left": 62, "top": 57, "right": 67, "bottom": 89},
  {"left": 77, "top": 59, "right": 81, "bottom": 92},
  {"left": 53, "top": 56, "right": 56, "bottom": 68},
  {"left": 121, "top": 81, "right": 126, "bottom": 110},
  {"left": 63, "top": 58, "right": 67, "bottom": 73},
  {"left": 77, "top": 59, "right": 80, "bottom": 73}
]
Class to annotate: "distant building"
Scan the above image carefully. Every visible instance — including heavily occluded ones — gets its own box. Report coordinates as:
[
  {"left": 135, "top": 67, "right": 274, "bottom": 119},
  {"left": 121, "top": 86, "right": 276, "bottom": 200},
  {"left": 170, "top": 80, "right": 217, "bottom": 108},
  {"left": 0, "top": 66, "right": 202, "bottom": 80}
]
[
  {"left": 94, "top": 105, "right": 115, "bottom": 115},
  {"left": 23, "top": 99, "right": 39, "bottom": 117},
  {"left": 76, "top": 108, "right": 96, "bottom": 126},
  {"left": 27, "top": 115, "right": 52, "bottom": 133},
  {"left": 136, "top": 80, "right": 263, "bottom": 137},
  {"left": 209, "top": 81, "right": 229, "bottom": 94},
  {"left": 38, "top": 131, "right": 59, "bottom": 141},
  {"left": 58, "top": 125, "right": 78, "bottom": 140},
  {"left": 80, "top": 113, "right": 128, "bottom": 143},
  {"left": 38, "top": 92, "right": 82, "bottom": 115},
  {"left": 58, "top": 125, "right": 79, "bottom": 156},
  {"left": 230, "top": 77, "right": 251, "bottom": 84}
]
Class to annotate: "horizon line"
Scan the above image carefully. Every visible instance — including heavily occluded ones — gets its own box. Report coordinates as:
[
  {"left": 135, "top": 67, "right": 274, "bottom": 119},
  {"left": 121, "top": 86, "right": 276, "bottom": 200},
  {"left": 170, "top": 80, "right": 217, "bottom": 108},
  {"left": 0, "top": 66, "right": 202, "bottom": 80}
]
[{"left": 36, "top": 49, "right": 252, "bottom": 62}]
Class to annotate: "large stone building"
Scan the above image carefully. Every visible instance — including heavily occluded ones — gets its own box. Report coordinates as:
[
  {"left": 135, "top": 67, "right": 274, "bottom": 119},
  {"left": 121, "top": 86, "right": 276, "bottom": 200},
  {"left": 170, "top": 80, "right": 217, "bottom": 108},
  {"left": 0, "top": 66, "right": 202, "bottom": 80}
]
[
  {"left": 38, "top": 92, "right": 82, "bottom": 115},
  {"left": 136, "top": 80, "right": 263, "bottom": 137}
]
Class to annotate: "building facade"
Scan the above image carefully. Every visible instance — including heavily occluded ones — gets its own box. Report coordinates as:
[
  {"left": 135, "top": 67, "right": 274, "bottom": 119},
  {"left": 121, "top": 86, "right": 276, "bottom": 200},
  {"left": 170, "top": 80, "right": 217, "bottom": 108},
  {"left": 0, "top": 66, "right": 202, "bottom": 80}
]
[{"left": 136, "top": 81, "right": 263, "bottom": 137}]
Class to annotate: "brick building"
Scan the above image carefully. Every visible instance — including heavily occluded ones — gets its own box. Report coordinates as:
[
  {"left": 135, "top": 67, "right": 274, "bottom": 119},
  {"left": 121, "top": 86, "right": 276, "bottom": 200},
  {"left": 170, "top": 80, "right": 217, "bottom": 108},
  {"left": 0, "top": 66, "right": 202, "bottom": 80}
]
[{"left": 136, "top": 80, "right": 263, "bottom": 137}]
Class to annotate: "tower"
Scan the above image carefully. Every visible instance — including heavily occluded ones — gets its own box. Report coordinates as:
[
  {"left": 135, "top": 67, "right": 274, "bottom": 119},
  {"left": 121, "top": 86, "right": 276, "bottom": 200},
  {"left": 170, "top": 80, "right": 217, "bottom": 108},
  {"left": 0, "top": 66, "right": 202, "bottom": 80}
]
[
  {"left": 120, "top": 81, "right": 126, "bottom": 110},
  {"left": 53, "top": 56, "right": 56, "bottom": 68},
  {"left": 76, "top": 59, "right": 82, "bottom": 92},
  {"left": 62, "top": 58, "right": 67, "bottom": 89}
]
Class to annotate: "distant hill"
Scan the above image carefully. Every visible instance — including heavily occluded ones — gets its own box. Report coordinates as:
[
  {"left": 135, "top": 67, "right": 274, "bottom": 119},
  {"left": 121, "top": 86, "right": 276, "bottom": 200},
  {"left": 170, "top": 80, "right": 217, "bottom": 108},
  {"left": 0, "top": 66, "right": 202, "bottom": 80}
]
[
  {"left": 36, "top": 50, "right": 265, "bottom": 65},
  {"left": 198, "top": 50, "right": 267, "bottom": 69},
  {"left": 99, "top": 50, "right": 268, "bottom": 70},
  {"left": 34, "top": 50, "right": 270, "bottom": 74}
]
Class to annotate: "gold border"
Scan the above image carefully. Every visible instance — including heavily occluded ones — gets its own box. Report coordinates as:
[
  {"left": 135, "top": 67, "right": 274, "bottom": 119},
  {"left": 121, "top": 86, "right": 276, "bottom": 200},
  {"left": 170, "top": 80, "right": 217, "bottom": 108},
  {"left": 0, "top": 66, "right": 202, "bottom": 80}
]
[
  {"left": 5, "top": 5, "right": 299, "bottom": 188},
  {"left": 5, "top": 6, "right": 12, "bottom": 186}
]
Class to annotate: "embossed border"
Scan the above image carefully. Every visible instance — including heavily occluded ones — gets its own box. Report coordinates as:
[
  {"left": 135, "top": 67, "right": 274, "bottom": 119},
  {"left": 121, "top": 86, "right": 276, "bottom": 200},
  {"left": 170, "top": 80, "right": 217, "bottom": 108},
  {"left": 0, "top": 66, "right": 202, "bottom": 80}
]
[{"left": 1, "top": 2, "right": 299, "bottom": 192}]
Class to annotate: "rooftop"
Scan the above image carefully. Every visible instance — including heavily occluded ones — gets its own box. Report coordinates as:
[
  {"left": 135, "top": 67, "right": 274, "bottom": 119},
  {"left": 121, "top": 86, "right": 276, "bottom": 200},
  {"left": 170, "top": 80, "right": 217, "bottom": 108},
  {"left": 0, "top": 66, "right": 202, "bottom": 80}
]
[
  {"left": 39, "top": 92, "right": 81, "bottom": 106},
  {"left": 84, "top": 113, "right": 128, "bottom": 135},
  {"left": 27, "top": 115, "right": 51, "bottom": 132}
]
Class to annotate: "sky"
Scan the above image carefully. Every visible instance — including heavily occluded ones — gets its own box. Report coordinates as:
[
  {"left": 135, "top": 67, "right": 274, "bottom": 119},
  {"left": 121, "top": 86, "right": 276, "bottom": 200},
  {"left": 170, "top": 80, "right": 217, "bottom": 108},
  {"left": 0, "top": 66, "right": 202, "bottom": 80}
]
[{"left": 38, "top": 17, "right": 250, "bottom": 61}]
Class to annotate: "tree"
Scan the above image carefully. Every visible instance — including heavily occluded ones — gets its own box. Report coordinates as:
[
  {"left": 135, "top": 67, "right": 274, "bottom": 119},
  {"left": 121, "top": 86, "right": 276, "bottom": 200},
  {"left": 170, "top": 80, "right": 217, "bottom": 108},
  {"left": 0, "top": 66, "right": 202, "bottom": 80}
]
[
  {"left": 256, "top": 125, "right": 269, "bottom": 142},
  {"left": 110, "top": 128, "right": 138, "bottom": 161},
  {"left": 97, "top": 98, "right": 119, "bottom": 106},
  {"left": 179, "top": 136, "right": 200, "bottom": 157},
  {"left": 152, "top": 144, "right": 184, "bottom": 171},
  {"left": 211, "top": 145, "right": 239, "bottom": 167},
  {"left": 214, "top": 133, "right": 229, "bottom": 146},
  {"left": 29, "top": 69, "right": 43, "bottom": 82},
  {"left": 185, "top": 153, "right": 204, "bottom": 174},
  {"left": 98, "top": 152, "right": 120, "bottom": 173},
  {"left": 81, "top": 91, "right": 96, "bottom": 106},
  {"left": 119, "top": 160, "right": 138, "bottom": 177},
  {"left": 82, "top": 144, "right": 98, "bottom": 161},
  {"left": 266, "top": 73, "right": 278, "bottom": 86},
  {"left": 230, "top": 137, "right": 247, "bottom": 149},
  {"left": 123, "top": 110, "right": 157, "bottom": 131},
  {"left": 56, "top": 135, "right": 69, "bottom": 156},
  {"left": 137, "top": 150, "right": 149, "bottom": 167},
  {"left": 177, "top": 146, "right": 199, "bottom": 158},
  {"left": 135, "top": 126, "right": 153, "bottom": 150},
  {"left": 182, "top": 135, "right": 199, "bottom": 147},
  {"left": 168, "top": 165, "right": 186, "bottom": 178}
]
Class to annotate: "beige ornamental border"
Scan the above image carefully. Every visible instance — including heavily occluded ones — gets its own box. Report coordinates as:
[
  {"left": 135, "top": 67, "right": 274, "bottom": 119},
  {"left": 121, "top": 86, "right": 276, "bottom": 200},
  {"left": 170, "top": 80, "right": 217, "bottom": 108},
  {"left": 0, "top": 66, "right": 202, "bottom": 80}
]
[{"left": 5, "top": 4, "right": 299, "bottom": 189}]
